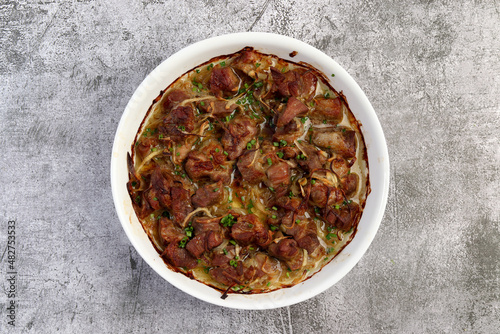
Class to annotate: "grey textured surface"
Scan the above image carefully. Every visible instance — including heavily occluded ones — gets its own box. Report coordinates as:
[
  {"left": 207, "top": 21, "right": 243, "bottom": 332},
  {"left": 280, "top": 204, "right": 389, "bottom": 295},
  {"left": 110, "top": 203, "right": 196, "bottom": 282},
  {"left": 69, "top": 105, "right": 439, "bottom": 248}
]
[{"left": 1, "top": 0, "right": 499, "bottom": 333}]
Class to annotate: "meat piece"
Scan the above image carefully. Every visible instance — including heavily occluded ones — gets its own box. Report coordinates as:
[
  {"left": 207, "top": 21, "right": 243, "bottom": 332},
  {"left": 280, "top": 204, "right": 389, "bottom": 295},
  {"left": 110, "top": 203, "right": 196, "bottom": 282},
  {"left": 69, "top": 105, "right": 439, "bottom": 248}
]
[
  {"left": 162, "top": 89, "right": 189, "bottom": 111},
  {"left": 265, "top": 161, "right": 290, "bottom": 189},
  {"left": 313, "top": 97, "right": 343, "bottom": 123},
  {"left": 237, "top": 150, "right": 266, "bottom": 184},
  {"left": 159, "top": 218, "right": 184, "bottom": 245},
  {"left": 186, "top": 231, "right": 224, "bottom": 258},
  {"left": 191, "top": 181, "right": 223, "bottom": 208},
  {"left": 253, "top": 253, "right": 280, "bottom": 278},
  {"left": 200, "top": 100, "right": 237, "bottom": 116},
  {"left": 203, "top": 140, "right": 228, "bottom": 165},
  {"left": 231, "top": 214, "right": 272, "bottom": 247},
  {"left": 340, "top": 173, "right": 359, "bottom": 196},
  {"left": 280, "top": 214, "right": 323, "bottom": 258},
  {"left": 330, "top": 155, "right": 351, "bottom": 177},
  {"left": 163, "top": 105, "right": 195, "bottom": 132},
  {"left": 192, "top": 216, "right": 223, "bottom": 234},
  {"left": 325, "top": 202, "right": 361, "bottom": 231},
  {"left": 267, "top": 239, "right": 304, "bottom": 271},
  {"left": 311, "top": 128, "right": 357, "bottom": 158},
  {"left": 270, "top": 67, "right": 300, "bottom": 97},
  {"left": 270, "top": 67, "right": 317, "bottom": 99},
  {"left": 210, "top": 266, "right": 242, "bottom": 286},
  {"left": 163, "top": 242, "right": 198, "bottom": 269},
  {"left": 296, "top": 142, "right": 327, "bottom": 171},
  {"left": 209, "top": 65, "right": 239, "bottom": 97},
  {"left": 276, "top": 97, "right": 309, "bottom": 128},
  {"left": 275, "top": 196, "right": 301, "bottom": 212},
  {"left": 268, "top": 239, "right": 298, "bottom": 260},
  {"left": 131, "top": 192, "right": 153, "bottom": 219},
  {"left": 150, "top": 168, "right": 173, "bottom": 208},
  {"left": 299, "top": 71, "right": 318, "bottom": 100},
  {"left": 273, "top": 119, "right": 304, "bottom": 144},
  {"left": 185, "top": 151, "right": 231, "bottom": 184},
  {"left": 309, "top": 183, "right": 344, "bottom": 208},
  {"left": 170, "top": 185, "right": 193, "bottom": 227},
  {"left": 232, "top": 49, "right": 262, "bottom": 76},
  {"left": 221, "top": 116, "right": 258, "bottom": 160},
  {"left": 136, "top": 137, "right": 158, "bottom": 159}
]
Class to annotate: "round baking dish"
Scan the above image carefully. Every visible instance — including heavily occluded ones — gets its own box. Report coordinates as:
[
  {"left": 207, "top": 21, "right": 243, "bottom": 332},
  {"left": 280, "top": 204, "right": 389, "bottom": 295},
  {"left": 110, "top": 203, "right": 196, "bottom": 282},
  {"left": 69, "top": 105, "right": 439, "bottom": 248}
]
[{"left": 111, "top": 32, "right": 389, "bottom": 309}]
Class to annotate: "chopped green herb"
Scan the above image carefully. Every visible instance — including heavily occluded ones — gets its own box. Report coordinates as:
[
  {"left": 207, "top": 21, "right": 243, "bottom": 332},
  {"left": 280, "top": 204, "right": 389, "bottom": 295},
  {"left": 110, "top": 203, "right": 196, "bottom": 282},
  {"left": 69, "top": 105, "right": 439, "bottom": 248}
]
[
  {"left": 272, "top": 206, "right": 278, "bottom": 210},
  {"left": 207, "top": 63, "right": 214, "bottom": 70},
  {"left": 159, "top": 134, "right": 164, "bottom": 139},
  {"left": 269, "top": 187, "right": 275, "bottom": 192},
  {"left": 271, "top": 215, "right": 277, "bottom": 219},
  {"left": 277, "top": 151, "right": 284, "bottom": 159},
  {"left": 229, "top": 240, "right": 237, "bottom": 245},
  {"left": 223, "top": 248, "right": 228, "bottom": 255},
  {"left": 301, "top": 117, "right": 308, "bottom": 123},
  {"left": 324, "top": 92, "right": 330, "bottom": 98},
  {"left": 255, "top": 62, "right": 261, "bottom": 68},
  {"left": 200, "top": 101, "right": 205, "bottom": 106},
  {"left": 323, "top": 120, "right": 327, "bottom": 124},
  {"left": 326, "top": 233, "right": 337, "bottom": 240},
  {"left": 176, "top": 152, "right": 180, "bottom": 156},
  {"left": 335, "top": 204, "right": 340, "bottom": 210},
  {"left": 223, "top": 151, "right": 228, "bottom": 156},
  {"left": 213, "top": 188, "right": 219, "bottom": 192},
  {"left": 270, "top": 225, "right": 278, "bottom": 231},
  {"left": 331, "top": 73, "right": 335, "bottom": 77},
  {"left": 267, "top": 158, "right": 272, "bottom": 166},
  {"left": 178, "top": 237, "right": 189, "bottom": 248},
  {"left": 273, "top": 142, "right": 279, "bottom": 147},
  {"left": 229, "top": 259, "right": 238, "bottom": 268},
  {"left": 220, "top": 61, "right": 226, "bottom": 67},
  {"left": 254, "top": 81, "right": 263, "bottom": 88},
  {"left": 221, "top": 214, "right": 236, "bottom": 227},
  {"left": 311, "top": 179, "right": 316, "bottom": 185},
  {"left": 296, "top": 219, "right": 301, "bottom": 223},
  {"left": 267, "top": 281, "right": 271, "bottom": 286},
  {"left": 280, "top": 139, "right": 288, "bottom": 147}
]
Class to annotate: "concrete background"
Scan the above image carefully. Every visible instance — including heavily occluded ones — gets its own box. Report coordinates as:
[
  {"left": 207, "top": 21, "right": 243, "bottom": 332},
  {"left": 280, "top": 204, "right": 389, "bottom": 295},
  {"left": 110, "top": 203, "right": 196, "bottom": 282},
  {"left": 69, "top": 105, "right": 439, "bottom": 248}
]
[{"left": 1, "top": 0, "right": 499, "bottom": 333}]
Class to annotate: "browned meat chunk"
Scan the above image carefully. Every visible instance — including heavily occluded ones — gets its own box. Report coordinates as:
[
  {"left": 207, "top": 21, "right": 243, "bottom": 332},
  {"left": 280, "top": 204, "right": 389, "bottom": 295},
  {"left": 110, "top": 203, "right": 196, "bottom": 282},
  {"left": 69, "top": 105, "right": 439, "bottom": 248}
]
[
  {"left": 275, "top": 196, "right": 301, "bottom": 211},
  {"left": 209, "top": 65, "right": 239, "bottom": 97},
  {"left": 210, "top": 265, "right": 242, "bottom": 286},
  {"left": 280, "top": 214, "right": 323, "bottom": 258},
  {"left": 163, "top": 105, "right": 195, "bottom": 132},
  {"left": 231, "top": 214, "right": 272, "bottom": 247},
  {"left": 267, "top": 238, "right": 304, "bottom": 271},
  {"left": 325, "top": 202, "right": 361, "bottom": 231},
  {"left": 185, "top": 151, "right": 231, "bottom": 184},
  {"left": 149, "top": 168, "right": 173, "bottom": 208},
  {"left": 192, "top": 216, "right": 223, "bottom": 235},
  {"left": 200, "top": 100, "right": 237, "bottom": 116},
  {"left": 313, "top": 97, "right": 343, "bottom": 123},
  {"left": 276, "top": 97, "right": 309, "bottom": 128},
  {"left": 136, "top": 137, "right": 159, "bottom": 159},
  {"left": 309, "top": 183, "right": 343, "bottom": 208},
  {"left": 312, "top": 128, "right": 356, "bottom": 158},
  {"left": 232, "top": 49, "right": 262, "bottom": 76},
  {"left": 270, "top": 67, "right": 300, "bottom": 97},
  {"left": 170, "top": 185, "right": 193, "bottom": 227},
  {"left": 273, "top": 119, "right": 304, "bottom": 144},
  {"left": 270, "top": 67, "right": 317, "bottom": 99},
  {"left": 186, "top": 231, "right": 224, "bottom": 258},
  {"left": 191, "top": 181, "right": 224, "bottom": 208},
  {"left": 162, "top": 89, "right": 189, "bottom": 111},
  {"left": 221, "top": 116, "right": 258, "bottom": 160},
  {"left": 340, "top": 173, "right": 359, "bottom": 196},
  {"left": 159, "top": 218, "right": 185, "bottom": 245},
  {"left": 237, "top": 150, "right": 266, "bottom": 184},
  {"left": 265, "top": 161, "right": 290, "bottom": 189},
  {"left": 330, "top": 155, "right": 352, "bottom": 177},
  {"left": 163, "top": 243, "right": 198, "bottom": 269},
  {"left": 296, "top": 142, "right": 327, "bottom": 172}
]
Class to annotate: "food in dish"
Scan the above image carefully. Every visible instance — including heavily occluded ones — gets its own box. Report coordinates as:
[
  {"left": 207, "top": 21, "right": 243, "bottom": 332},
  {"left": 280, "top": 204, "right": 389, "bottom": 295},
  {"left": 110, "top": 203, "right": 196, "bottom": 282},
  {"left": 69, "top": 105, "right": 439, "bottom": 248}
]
[{"left": 127, "top": 47, "right": 369, "bottom": 296}]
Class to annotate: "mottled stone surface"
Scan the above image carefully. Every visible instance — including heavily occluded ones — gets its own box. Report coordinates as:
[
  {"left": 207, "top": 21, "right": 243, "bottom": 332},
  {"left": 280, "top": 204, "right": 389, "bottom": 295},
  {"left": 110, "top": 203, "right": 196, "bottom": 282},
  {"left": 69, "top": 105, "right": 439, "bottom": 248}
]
[{"left": 0, "top": 1, "right": 499, "bottom": 333}]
